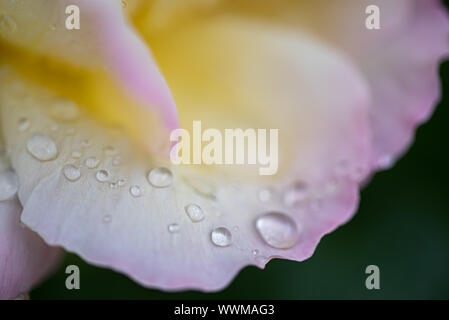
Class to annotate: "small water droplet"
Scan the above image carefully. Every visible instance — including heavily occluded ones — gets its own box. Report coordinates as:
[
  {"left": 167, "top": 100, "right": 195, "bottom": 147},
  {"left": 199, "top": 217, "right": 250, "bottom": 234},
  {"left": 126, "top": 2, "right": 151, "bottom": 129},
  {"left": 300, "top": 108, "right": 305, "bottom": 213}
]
[
  {"left": 185, "top": 203, "right": 204, "bottom": 222},
  {"left": 95, "top": 169, "right": 109, "bottom": 182},
  {"left": 62, "top": 164, "right": 81, "bottom": 181},
  {"left": 0, "top": 170, "right": 18, "bottom": 201},
  {"left": 116, "top": 179, "right": 125, "bottom": 186},
  {"left": 168, "top": 223, "right": 180, "bottom": 233},
  {"left": 17, "top": 117, "right": 30, "bottom": 132},
  {"left": 255, "top": 212, "right": 299, "bottom": 249},
  {"left": 148, "top": 167, "right": 173, "bottom": 188},
  {"left": 84, "top": 157, "right": 99, "bottom": 169},
  {"left": 103, "top": 214, "right": 112, "bottom": 223},
  {"left": 252, "top": 249, "right": 259, "bottom": 256},
  {"left": 378, "top": 155, "right": 393, "bottom": 169},
  {"left": 71, "top": 150, "right": 82, "bottom": 159},
  {"left": 48, "top": 98, "right": 79, "bottom": 121},
  {"left": 26, "top": 134, "right": 58, "bottom": 161},
  {"left": 211, "top": 227, "right": 232, "bottom": 247},
  {"left": 129, "top": 185, "right": 142, "bottom": 197},
  {"left": 50, "top": 23, "right": 56, "bottom": 31},
  {"left": 109, "top": 182, "right": 118, "bottom": 188},
  {"left": 0, "top": 14, "right": 17, "bottom": 33},
  {"left": 283, "top": 181, "right": 308, "bottom": 207}
]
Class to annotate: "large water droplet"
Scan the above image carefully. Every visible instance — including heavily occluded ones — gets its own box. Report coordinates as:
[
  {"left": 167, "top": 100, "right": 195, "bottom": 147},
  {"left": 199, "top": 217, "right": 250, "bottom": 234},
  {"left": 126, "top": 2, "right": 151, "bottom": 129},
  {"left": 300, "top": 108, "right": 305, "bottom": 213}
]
[
  {"left": 185, "top": 203, "right": 204, "bottom": 222},
  {"left": 168, "top": 223, "right": 180, "bottom": 233},
  {"left": 84, "top": 157, "right": 99, "bottom": 169},
  {"left": 129, "top": 185, "right": 142, "bottom": 197},
  {"left": 255, "top": 212, "right": 299, "bottom": 249},
  {"left": 148, "top": 167, "right": 173, "bottom": 188},
  {"left": 96, "top": 169, "right": 109, "bottom": 182},
  {"left": 211, "top": 227, "right": 232, "bottom": 247},
  {"left": 48, "top": 98, "right": 79, "bottom": 121},
  {"left": 283, "top": 181, "right": 308, "bottom": 207},
  {"left": 26, "top": 134, "right": 58, "bottom": 161},
  {"left": 17, "top": 117, "right": 30, "bottom": 132},
  {"left": 62, "top": 164, "right": 81, "bottom": 182},
  {"left": 0, "top": 14, "right": 17, "bottom": 33},
  {"left": 0, "top": 170, "right": 18, "bottom": 201}
]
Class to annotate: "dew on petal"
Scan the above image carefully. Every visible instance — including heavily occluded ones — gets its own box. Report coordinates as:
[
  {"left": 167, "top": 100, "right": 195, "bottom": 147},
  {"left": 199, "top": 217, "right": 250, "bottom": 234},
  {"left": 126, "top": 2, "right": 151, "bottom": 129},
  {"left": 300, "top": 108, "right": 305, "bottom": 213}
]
[
  {"left": 62, "top": 164, "right": 81, "bottom": 182},
  {"left": 48, "top": 98, "right": 79, "bottom": 121},
  {"left": 0, "top": 170, "right": 18, "bottom": 201},
  {"left": 211, "top": 227, "right": 232, "bottom": 247},
  {"left": 129, "top": 185, "right": 142, "bottom": 197},
  {"left": 283, "top": 181, "right": 308, "bottom": 207},
  {"left": 0, "top": 14, "right": 17, "bottom": 33},
  {"left": 168, "top": 223, "right": 180, "bottom": 233},
  {"left": 116, "top": 179, "right": 125, "bottom": 186},
  {"left": 185, "top": 203, "right": 204, "bottom": 222},
  {"left": 148, "top": 167, "right": 173, "bottom": 188},
  {"left": 17, "top": 117, "right": 30, "bottom": 132},
  {"left": 102, "top": 214, "right": 112, "bottom": 223},
  {"left": 95, "top": 169, "right": 110, "bottom": 182},
  {"left": 255, "top": 212, "right": 299, "bottom": 249},
  {"left": 26, "top": 134, "right": 58, "bottom": 161},
  {"left": 84, "top": 157, "right": 99, "bottom": 169}
]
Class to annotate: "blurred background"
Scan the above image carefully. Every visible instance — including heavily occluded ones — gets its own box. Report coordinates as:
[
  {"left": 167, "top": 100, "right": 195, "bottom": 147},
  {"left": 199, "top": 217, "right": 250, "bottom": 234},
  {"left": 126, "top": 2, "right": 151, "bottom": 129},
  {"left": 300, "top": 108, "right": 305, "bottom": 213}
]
[{"left": 29, "top": 58, "right": 449, "bottom": 300}]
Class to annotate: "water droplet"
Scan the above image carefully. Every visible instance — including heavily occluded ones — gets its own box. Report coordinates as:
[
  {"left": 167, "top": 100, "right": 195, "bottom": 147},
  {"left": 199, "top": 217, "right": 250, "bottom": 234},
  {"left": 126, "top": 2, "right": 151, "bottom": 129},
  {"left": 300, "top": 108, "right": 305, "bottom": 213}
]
[
  {"left": 185, "top": 203, "right": 204, "bottom": 222},
  {"left": 116, "top": 179, "right": 125, "bottom": 186},
  {"left": 62, "top": 164, "right": 81, "bottom": 182},
  {"left": 252, "top": 249, "right": 259, "bottom": 256},
  {"left": 129, "top": 185, "right": 142, "bottom": 197},
  {"left": 17, "top": 117, "right": 30, "bottom": 132},
  {"left": 211, "top": 227, "right": 232, "bottom": 247},
  {"left": 283, "top": 181, "right": 308, "bottom": 207},
  {"left": 103, "top": 145, "right": 117, "bottom": 156},
  {"left": 378, "top": 155, "right": 393, "bottom": 169},
  {"left": 258, "top": 187, "right": 273, "bottom": 202},
  {"left": 50, "top": 24, "right": 56, "bottom": 31},
  {"left": 148, "top": 167, "right": 173, "bottom": 188},
  {"left": 103, "top": 214, "right": 112, "bottom": 223},
  {"left": 0, "top": 14, "right": 17, "bottom": 33},
  {"left": 26, "top": 134, "right": 58, "bottom": 161},
  {"left": 255, "top": 212, "right": 299, "bottom": 249},
  {"left": 48, "top": 98, "right": 79, "bottom": 121},
  {"left": 84, "top": 157, "right": 99, "bottom": 169},
  {"left": 95, "top": 169, "right": 109, "bottom": 182},
  {"left": 71, "top": 150, "right": 82, "bottom": 159},
  {"left": 168, "top": 223, "right": 180, "bottom": 233},
  {"left": 0, "top": 170, "right": 18, "bottom": 201}
]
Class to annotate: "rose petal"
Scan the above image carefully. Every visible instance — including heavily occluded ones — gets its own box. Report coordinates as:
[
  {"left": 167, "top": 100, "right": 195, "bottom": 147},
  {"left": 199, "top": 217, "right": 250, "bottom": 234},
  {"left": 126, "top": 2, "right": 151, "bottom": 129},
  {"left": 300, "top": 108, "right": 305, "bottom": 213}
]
[
  {"left": 0, "top": 196, "right": 61, "bottom": 299},
  {"left": 0, "top": 13, "right": 371, "bottom": 291}
]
